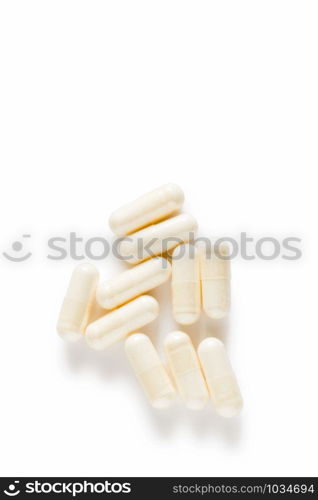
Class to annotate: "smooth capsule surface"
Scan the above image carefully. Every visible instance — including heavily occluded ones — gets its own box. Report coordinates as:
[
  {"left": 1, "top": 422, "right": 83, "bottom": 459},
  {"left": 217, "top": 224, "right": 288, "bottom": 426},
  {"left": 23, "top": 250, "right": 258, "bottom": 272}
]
[
  {"left": 118, "top": 214, "right": 198, "bottom": 264},
  {"left": 198, "top": 338, "right": 243, "bottom": 417},
  {"left": 164, "top": 331, "right": 209, "bottom": 410},
  {"left": 125, "top": 333, "right": 176, "bottom": 409},
  {"left": 57, "top": 263, "right": 99, "bottom": 342},
  {"left": 171, "top": 244, "right": 201, "bottom": 324},
  {"left": 97, "top": 257, "right": 171, "bottom": 310},
  {"left": 109, "top": 184, "right": 184, "bottom": 236},
  {"left": 199, "top": 243, "right": 231, "bottom": 319},
  {"left": 86, "top": 295, "right": 159, "bottom": 350}
]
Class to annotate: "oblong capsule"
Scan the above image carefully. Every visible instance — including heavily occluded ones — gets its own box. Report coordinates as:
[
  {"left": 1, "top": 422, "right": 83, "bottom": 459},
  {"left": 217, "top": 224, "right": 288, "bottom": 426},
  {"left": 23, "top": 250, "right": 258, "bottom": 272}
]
[
  {"left": 109, "top": 183, "right": 184, "bottom": 236},
  {"left": 171, "top": 244, "right": 201, "bottom": 324},
  {"left": 57, "top": 262, "right": 99, "bottom": 342},
  {"left": 85, "top": 295, "right": 159, "bottom": 350},
  {"left": 118, "top": 214, "right": 198, "bottom": 264},
  {"left": 96, "top": 257, "right": 171, "bottom": 310},
  {"left": 164, "top": 331, "right": 209, "bottom": 410},
  {"left": 199, "top": 243, "right": 231, "bottom": 319},
  {"left": 198, "top": 337, "right": 243, "bottom": 417},
  {"left": 125, "top": 333, "right": 176, "bottom": 409}
]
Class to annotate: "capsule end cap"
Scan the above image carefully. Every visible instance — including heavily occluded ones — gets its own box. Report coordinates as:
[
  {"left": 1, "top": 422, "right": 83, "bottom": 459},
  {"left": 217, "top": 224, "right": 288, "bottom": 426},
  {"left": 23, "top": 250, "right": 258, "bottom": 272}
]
[
  {"left": 57, "top": 324, "right": 82, "bottom": 343},
  {"left": 205, "top": 308, "right": 228, "bottom": 320},
  {"left": 174, "top": 312, "right": 200, "bottom": 325}
]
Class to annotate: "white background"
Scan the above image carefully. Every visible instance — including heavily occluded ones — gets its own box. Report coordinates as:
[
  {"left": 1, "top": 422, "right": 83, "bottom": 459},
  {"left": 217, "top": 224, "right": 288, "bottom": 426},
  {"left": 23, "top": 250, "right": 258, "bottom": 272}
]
[{"left": 0, "top": 1, "right": 317, "bottom": 477}]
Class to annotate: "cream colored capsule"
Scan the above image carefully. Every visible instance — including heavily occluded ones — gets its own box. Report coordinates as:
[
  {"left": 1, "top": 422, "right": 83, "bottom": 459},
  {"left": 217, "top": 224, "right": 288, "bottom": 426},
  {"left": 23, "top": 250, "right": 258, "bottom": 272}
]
[
  {"left": 198, "top": 338, "right": 243, "bottom": 417},
  {"left": 118, "top": 214, "right": 198, "bottom": 264},
  {"left": 164, "top": 331, "right": 209, "bottom": 410},
  {"left": 109, "top": 183, "right": 184, "bottom": 236},
  {"left": 97, "top": 257, "right": 171, "bottom": 310},
  {"left": 125, "top": 333, "right": 176, "bottom": 409},
  {"left": 199, "top": 242, "right": 231, "bottom": 319},
  {"left": 86, "top": 295, "right": 159, "bottom": 350},
  {"left": 57, "top": 262, "right": 99, "bottom": 342},
  {"left": 171, "top": 244, "right": 201, "bottom": 324}
]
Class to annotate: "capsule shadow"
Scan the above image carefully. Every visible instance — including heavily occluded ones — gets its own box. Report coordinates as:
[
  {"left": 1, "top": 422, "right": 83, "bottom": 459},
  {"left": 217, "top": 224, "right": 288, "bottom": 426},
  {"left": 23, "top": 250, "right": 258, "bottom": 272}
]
[
  {"left": 63, "top": 338, "right": 130, "bottom": 379},
  {"left": 135, "top": 389, "right": 243, "bottom": 444}
]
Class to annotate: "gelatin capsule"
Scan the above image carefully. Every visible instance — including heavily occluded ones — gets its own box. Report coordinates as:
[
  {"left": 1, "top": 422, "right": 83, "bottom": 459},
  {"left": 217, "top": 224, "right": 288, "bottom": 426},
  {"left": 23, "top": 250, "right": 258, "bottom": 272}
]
[
  {"left": 198, "top": 337, "right": 243, "bottom": 417},
  {"left": 97, "top": 257, "right": 171, "bottom": 310},
  {"left": 199, "top": 242, "right": 231, "bottom": 319},
  {"left": 85, "top": 295, "right": 159, "bottom": 350},
  {"left": 164, "top": 331, "right": 209, "bottom": 410},
  {"left": 118, "top": 213, "right": 198, "bottom": 264},
  {"left": 109, "top": 183, "right": 184, "bottom": 236},
  {"left": 57, "top": 262, "right": 99, "bottom": 342},
  {"left": 125, "top": 333, "right": 176, "bottom": 409},
  {"left": 171, "top": 244, "right": 201, "bottom": 324}
]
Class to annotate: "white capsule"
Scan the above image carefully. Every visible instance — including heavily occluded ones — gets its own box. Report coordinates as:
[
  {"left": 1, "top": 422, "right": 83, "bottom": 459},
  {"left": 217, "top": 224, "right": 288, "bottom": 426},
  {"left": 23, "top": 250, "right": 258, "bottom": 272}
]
[
  {"left": 171, "top": 244, "right": 201, "bottom": 324},
  {"left": 97, "top": 257, "right": 171, "bottom": 310},
  {"left": 199, "top": 242, "right": 231, "bottom": 319},
  {"left": 57, "top": 262, "right": 99, "bottom": 342},
  {"left": 85, "top": 295, "right": 159, "bottom": 350},
  {"left": 109, "top": 184, "right": 184, "bottom": 236},
  {"left": 118, "top": 214, "right": 198, "bottom": 264},
  {"left": 198, "top": 338, "right": 243, "bottom": 417},
  {"left": 164, "top": 331, "right": 209, "bottom": 410},
  {"left": 125, "top": 333, "right": 176, "bottom": 409}
]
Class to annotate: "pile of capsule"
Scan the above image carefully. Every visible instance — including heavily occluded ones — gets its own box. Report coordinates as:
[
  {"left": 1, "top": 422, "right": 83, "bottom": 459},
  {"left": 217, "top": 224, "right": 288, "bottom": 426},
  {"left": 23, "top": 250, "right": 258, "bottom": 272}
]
[{"left": 57, "top": 184, "right": 243, "bottom": 417}]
